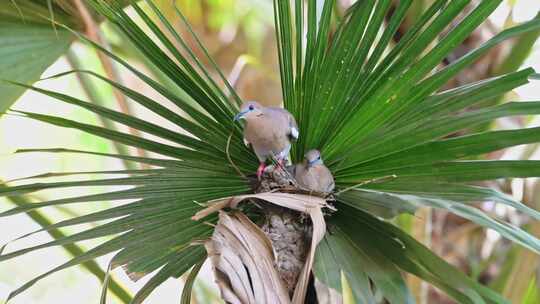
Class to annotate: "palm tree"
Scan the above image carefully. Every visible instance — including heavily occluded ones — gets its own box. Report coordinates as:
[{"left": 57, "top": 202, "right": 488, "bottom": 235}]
[{"left": 2, "top": 0, "right": 540, "bottom": 303}]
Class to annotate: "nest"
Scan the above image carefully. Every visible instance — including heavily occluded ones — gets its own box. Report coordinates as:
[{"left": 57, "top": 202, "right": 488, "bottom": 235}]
[
  {"left": 196, "top": 165, "right": 333, "bottom": 303},
  {"left": 254, "top": 164, "right": 335, "bottom": 201},
  {"left": 254, "top": 166, "right": 333, "bottom": 295}
]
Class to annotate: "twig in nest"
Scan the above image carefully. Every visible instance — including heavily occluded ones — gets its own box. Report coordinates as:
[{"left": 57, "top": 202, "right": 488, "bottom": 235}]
[
  {"left": 270, "top": 154, "right": 296, "bottom": 181},
  {"left": 226, "top": 130, "right": 247, "bottom": 179},
  {"left": 334, "top": 174, "right": 397, "bottom": 196},
  {"left": 270, "top": 186, "right": 330, "bottom": 200},
  {"left": 192, "top": 200, "right": 207, "bottom": 207}
]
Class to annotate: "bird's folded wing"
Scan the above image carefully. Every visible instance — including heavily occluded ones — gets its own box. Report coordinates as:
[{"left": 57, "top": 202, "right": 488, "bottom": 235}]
[{"left": 288, "top": 113, "right": 299, "bottom": 140}]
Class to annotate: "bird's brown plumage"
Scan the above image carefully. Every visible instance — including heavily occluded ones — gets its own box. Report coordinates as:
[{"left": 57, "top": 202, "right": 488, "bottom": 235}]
[
  {"left": 238, "top": 101, "right": 298, "bottom": 162},
  {"left": 294, "top": 150, "right": 334, "bottom": 193}
]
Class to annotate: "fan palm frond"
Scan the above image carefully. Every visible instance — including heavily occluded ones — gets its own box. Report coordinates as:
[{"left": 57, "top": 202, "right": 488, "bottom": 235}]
[{"left": 1, "top": 0, "right": 540, "bottom": 303}]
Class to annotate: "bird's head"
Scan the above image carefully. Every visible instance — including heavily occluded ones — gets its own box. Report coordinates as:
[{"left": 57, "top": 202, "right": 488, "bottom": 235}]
[
  {"left": 304, "top": 149, "right": 323, "bottom": 168},
  {"left": 234, "top": 101, "right": 263, "bottom": 121}
]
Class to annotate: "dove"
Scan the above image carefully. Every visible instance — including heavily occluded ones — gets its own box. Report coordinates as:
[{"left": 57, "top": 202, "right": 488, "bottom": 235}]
[
  {"left": 234, "top": 101, "right": 299, "bottom": 179},
  {"left": 294, "top": 149, "right": 334, "bottom": 193}
]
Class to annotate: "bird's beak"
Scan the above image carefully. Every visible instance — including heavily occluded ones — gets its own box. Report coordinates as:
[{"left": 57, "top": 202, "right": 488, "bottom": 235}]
[{"left": 234, "top": 111, "right": 247, "bottom": 121}]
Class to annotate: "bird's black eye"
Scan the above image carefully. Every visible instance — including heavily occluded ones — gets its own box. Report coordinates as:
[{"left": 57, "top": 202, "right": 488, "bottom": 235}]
[
  {"left": 317, "top": 156, "right": 321, "bottom": 160},
  {"left": 248, "top": 104, "right": 254, "bottom": 111}
]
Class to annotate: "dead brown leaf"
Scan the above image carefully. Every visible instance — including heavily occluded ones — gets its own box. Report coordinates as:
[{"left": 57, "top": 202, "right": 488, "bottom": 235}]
[{"left": 196, "top": 192, "right": 328, "bottom": 304}]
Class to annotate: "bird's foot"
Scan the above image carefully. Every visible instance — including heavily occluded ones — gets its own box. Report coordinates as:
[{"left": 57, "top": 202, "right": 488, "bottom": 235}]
[{"left": 257, "top": 163, "right": 266, "bottom": 180}]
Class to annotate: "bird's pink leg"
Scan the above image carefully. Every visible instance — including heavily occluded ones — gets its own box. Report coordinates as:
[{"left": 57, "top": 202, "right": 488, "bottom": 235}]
[{"left": 257, "top": 162, "right": 266, "bottom": 180}]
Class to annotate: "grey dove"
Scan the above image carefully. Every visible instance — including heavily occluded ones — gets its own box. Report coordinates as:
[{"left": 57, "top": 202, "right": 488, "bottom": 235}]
[
  {"left": 294, "top": 149, "right": 335, "bottom": 193},
  {"left": 234, "top": 101, "right": 299, "bottom": 179}
]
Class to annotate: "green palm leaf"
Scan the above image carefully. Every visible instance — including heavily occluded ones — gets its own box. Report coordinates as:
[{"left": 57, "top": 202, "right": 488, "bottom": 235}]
[
  {"left": 2, "top": 0, "right": 540, "bottom": 303},
  {"left": 0, "top": 1, "right": 75, "bottom": 114}
]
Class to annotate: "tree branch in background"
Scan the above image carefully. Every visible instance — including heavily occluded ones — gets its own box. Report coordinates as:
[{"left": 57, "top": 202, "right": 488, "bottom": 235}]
[
  {"left": 73, "top": 0, "right": 149, "bottom": 168},
  {"left": 65, "top": 49, "right": 136, "bottom": 170}
]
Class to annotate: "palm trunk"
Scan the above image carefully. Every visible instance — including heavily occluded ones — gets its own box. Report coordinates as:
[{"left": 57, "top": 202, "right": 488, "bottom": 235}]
[
  {"left": 257, "top": 166, "right": 313, "bottom": 297},
  {"left": 260, "top": 204, "right": 312, "bottom": 294},
  {"left": 200, "top": 166, "right": 327, "bottom": 304}
]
